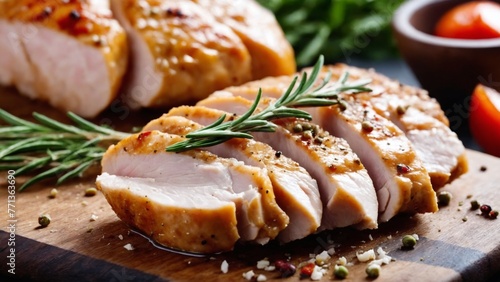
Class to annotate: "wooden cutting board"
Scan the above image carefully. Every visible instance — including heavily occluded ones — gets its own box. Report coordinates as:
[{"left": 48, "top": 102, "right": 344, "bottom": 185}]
[{"left": 1, "top": 88, "right": 499, "bottom": 282}]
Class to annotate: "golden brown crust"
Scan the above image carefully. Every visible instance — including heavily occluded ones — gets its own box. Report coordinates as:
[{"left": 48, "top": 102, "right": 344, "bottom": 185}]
[{"left": 98, "top": 183, "right": 239, "bottom": 253}]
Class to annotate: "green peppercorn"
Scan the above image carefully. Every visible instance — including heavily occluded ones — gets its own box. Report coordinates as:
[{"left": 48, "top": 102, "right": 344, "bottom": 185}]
[
  {"left": 303, "top": 130, "right": 313, "bottom": 140},
  {"left": 301, "top": 123, "right": 312, "bottom": 131},
  {"left": 470, "top": 200, "right": 480, "bottom": 210},
  {"left": 334, "top": 265, "right": 348, "bottom": 279},
  {"left": 292, "top": 123, "right": 303, "bottom": 133},
  {"left": 85, "top": 187, "right": 97, "bottom": 197},
  {"left": 314, "top": 137, "right": 323, "bottom": 144},
  {"left": 38, "top": 214, "right": 51, "bottom": 227},
  {"left": 365, "top": 264, "right": 381, "bottom": 278},
  {"left": 437, "top": 191, "right": 452, "bottom": 206},
  {"left": 402, "top": 235, "right": 417, "bottom": 249},
  {"left": 48, "top": 188, "right": 58, "bottom": 199}
]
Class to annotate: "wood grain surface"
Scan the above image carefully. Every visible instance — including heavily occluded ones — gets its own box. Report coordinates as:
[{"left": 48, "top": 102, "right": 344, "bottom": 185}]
[{"left": 1, "top": 88, "right": 500, "bottom": 282}]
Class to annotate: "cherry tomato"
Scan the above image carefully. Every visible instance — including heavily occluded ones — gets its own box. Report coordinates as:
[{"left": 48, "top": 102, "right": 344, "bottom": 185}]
[
  {"left": 435, "top": 1, "right": 500, "bottom": 39},
  {"left": 469, "top": 84, "right": 500, "bottom": 157}
]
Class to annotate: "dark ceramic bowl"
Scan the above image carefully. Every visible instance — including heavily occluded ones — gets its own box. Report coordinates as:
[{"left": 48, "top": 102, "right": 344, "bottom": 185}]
[{"left": 392, "top": 0, "right": 500, "bottom": 111}]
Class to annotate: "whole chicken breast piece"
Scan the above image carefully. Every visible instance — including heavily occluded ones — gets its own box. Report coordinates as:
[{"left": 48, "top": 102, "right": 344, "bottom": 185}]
[
  {"left": 110, "top": 0, "right": 252, "bottom": 109},
  {"left": 99, "top": 130, "right": 288, "bottom": 247},
  {"left": 198, "top": 97, "right": 378, "bottom": 230},
  {"left": 0, "top": 0, "right": 128, "bottom": 118},
  {"left": 146, "top": 107, "right": 320, "bottom": 243},
  {"left": 191, "top": 0, "right": 296, "bottom": 79}
]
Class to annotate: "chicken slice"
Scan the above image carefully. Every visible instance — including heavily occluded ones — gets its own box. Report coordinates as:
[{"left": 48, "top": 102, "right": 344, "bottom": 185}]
[
  {"left": 110, "top": 0, "right": 252, "bottom": 109},
  {"left": 98, "top": 130, "right": 288, "bottom": 248},
  {"left": 191, "top": 0, "right": 296, "bottom": 79},
  {"left": 197, "top": 99, "right": 378, "bottom": 230},
  {"left": 0, "top": 0, "right": 128, "bottom": 118},
  {"left": 97, "top": 173, "right": 239, "bottom": 254},
  {"left": 200, "top": 93, "right": 438, "bottom": 222},
  {"left": 145, "top": 107, "right": 320, "bottom": 242}
]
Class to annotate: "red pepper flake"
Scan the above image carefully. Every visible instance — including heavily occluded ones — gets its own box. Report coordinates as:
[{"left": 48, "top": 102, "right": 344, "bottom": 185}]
[
  {"left": 274, "top": 260, "right": 296, "bottom": 278},
  {"left": 396, "top": 164, "right": 411, "bottom": 174},
  {"left": 137, "top": 131, "right": 152, "bottom": 142},
  {"left": 300, "top": 263, "right": 315, "bottom": 278}
]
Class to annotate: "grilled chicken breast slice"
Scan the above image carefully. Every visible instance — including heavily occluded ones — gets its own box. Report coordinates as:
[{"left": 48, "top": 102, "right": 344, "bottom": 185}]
[
  {"left": 110, "top": 0, "right": 252, "bottom": 109},
  {"left": 97, "top": 173, "right": 240, "bottom": 254},
  {"left": 97, "top": 130, "right": 287, "bottom": 252},
  {"left": 191, "top": 0, "right": 296, "bottom": 79},
  {"left": 198, "top": 97, "right": 378, "bottom": 230},
  {"left": 145, "top": 107, "right": 320, "bottom": 242},
  {"left": 0, "top": 0, "right": 128, "bottom": 118}
]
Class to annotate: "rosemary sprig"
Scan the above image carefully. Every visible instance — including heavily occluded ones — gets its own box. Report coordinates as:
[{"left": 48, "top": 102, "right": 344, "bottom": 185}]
[
  {"left": 0, "top": 110, "right": 131, "bottom": 190},
  {"left": 167, "top": 56, "right": 371, "bottom": 152}
]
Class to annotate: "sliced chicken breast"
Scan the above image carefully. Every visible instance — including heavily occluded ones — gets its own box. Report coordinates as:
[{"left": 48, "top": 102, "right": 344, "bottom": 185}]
[
  {"left": 316, "top": 65, "right": 467, "bottom": 188},
  {"left": 215, "top": 65, "right": 467, "bottom": 189},
  {"left": 197, "top": 98, "right": 378, "bottom": 230},
  {"left": 97, "top": 130, "right": 288, "bottom": 252},
  {"left": 191, "top": 0, "right": 296, "bottom": 79},
  {"left": 110, "top": 0, "right": 252, "bottom": 109},
  {"left": 145, "top": 107, "right": 321, "bottom": 242},
  {"left": 200, "top": 93, "right": 438, "bottom": 222},
  {"left": 0, "top": 0, "right": 128, "bottom": 118}
]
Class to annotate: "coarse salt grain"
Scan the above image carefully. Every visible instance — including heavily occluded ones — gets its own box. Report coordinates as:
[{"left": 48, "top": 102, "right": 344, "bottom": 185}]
[
  {"left": 356, "top": 249, "right": 376, "bottom": 262},
  {"left": 369, "top": 247, "right": 393, "bottom": 266},
  {"left": 327, "top": 247, "right": 336, "bottom": 256},
  {"left": 221, "top": 260, "right": 229, "bottom": 274},
  {"left": 310, "top": 265, "right": 323, "bottom": 281},
  {"left": 123, "top": 243, "right": 134, "bottom": 251},
  {"left": 264, "top": 265, "right": 275, "bottom": 271},
  {"left": 412, "top": 234, "right": 419, "bottom": 241},
  {"left": 336, "top": 256, "right": 347, "bottom": 266},
  {"left": 90, "top": 214, "right": 98, "bottom": 221},
  {"left": 118, "top": 234, "right": 123, "bottom": 240},
  {"left": 315, "top": 250, "right": 331, "bottom": 265},
  {"left": 256, "top": 274, "right": 267, "bottom": 282},
  {"left": 256, "top": 259, "right": 270, "bottom": 269},
  {"left": 369, "top": 234, "right": 373, "bottom": 241},
  {"left": 242, "top": 270, "right": 254, "bottom": 280}
]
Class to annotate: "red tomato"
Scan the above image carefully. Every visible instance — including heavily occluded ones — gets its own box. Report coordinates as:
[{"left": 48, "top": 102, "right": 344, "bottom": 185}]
[
  {"left": 435, "top": 1, "right": 500, "bottom": 39},
  {"left": 469, "top": 84, "right": 500, "bottom": 157}
]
